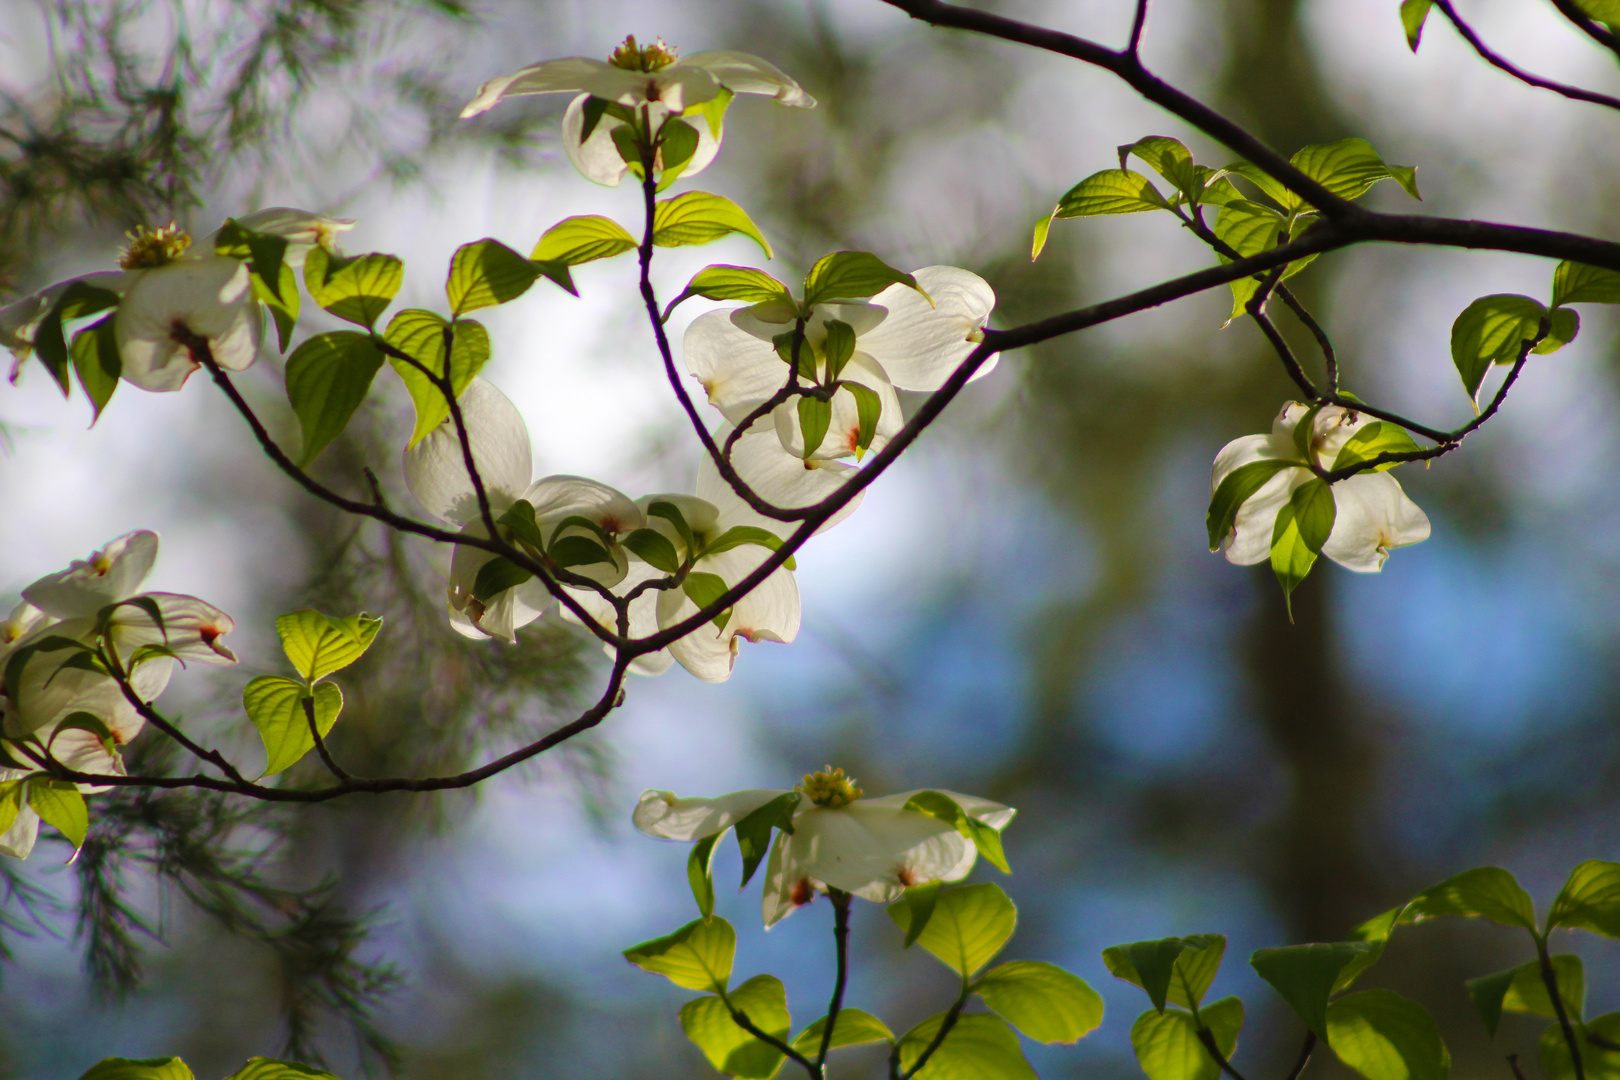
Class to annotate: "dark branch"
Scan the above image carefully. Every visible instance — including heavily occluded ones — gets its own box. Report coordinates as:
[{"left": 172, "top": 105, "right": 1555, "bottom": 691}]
[{"left": 1432, "top": 0, "right": 1620, "bottom": 113}]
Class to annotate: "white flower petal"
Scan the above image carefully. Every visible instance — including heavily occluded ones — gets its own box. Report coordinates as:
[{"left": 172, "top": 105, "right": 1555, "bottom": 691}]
[
  {"left": 220, "top": 208, "right": 356, "bottom": 267},
  {"left": 762, "top": 830, "right": 819, "bottom": 927},
  {"left": 561, "top": 93, "right": 634, "bottom": 187},
  {"left": 460, "top": 58, "right": 633, "bottom": 117},
  {"left": 632, "top": 787, "right": 795, "bottom": 840},
  {"left": 1320, "top": 472, "right": 1431, "bottom": 572},
  {"left": 857, "top": 267, "right": 995, "bottom": 391},
  {"left": 684, "top": 309, "right": 788, "bottom": 425},
  {"left": 445, "top": 536, "right": 551, "bottom": 643},
  {"left": 0, "top": 602, "right": 52, "bottom": 658},
  {"left": 789, "top": 804, "right": 969, "bottom": 901},
  {"left": 861, "top": 789, "right": 1017, "bottom": 831},
  {"left": 24, "top": 530, "right": 159, "bottom": 618},
  {"left": 115, "top": 257, "right": 257, "bottom": 391},
  {"left": 403, "top": 377, "right": 533, "bottom": 526},
  {"left": 1222, "top": 466, "right": 1311, "bottom": 566},
  {"left": 2, "top": 272, "right": 133, "bottom": 374},
  {"left": 0, "top": 800, "right": 39, "bottom": 860},
  {"left": 698, "top": 426, "right": 864, "bottom": 535},
  {"left": 525, "top": 476, "right": 642, "bottom": 537},
  {"left": 561, "top": 561, "right": 672, "bottom": 675},
  {"left": 108, "top": 592, "right": 237, "bottom": 665},
  {"left": 770, "top": 352, "right": 902, "bottom": 460},
  {"left": 682, "top": 51, "right": 816, "bottom": 107},
  {"left": 656, "top": 547, "right": 799, "bottom": 683},
  {"left": 648, "top": 65, "right": 721, "bottom": 113}
]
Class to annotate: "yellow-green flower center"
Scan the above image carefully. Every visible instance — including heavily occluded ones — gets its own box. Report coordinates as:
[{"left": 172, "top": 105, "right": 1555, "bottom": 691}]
[
  {"left": 609, "top": 35, "right": 679, "bottom": 72},
  {"left": 798, "top": 766, "right": 862, "bottom": 808},
  {"left": 119, "top": 223, "right": 191, "bottom": 270}
]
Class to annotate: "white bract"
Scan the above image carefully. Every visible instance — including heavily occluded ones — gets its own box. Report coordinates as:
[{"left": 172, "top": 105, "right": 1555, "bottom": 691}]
[
  {"left": 460, "top": 36, "right": 813, "bottom": 186},
  {"left": 684, "top": 266, "right": 997, "bottom": 460},
  {"left": 634, "top": 768, "right": 1015, "bottom": 927},
  {"left": 1212, "top": 402, "right": 1431, "bottom": 572},
  {"left": 404, "top": 377, "right": 642, "bottom": 642}
]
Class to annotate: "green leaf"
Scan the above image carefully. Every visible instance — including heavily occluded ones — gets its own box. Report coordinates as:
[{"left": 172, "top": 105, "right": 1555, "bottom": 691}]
[
  {"left": 1271, "top": 479, "right": 1335, "bottom": 613},
  {"left": 1331, "top": 422, "right": 1423, "bottom": 472},
  {"left": 897, "top": 1013, "right": 1035, "bottom": 1080},
  {"left": 284, "top": 330, "right": 385, "bottom": 466},
  {"left": 243, "top": 675, "right": 343, "bottom": 777},
  {"left": 447, "top": 238, "right": 574, "bottom": 315},
  {"left": 27, "top": 779, "right": 88, "bottom": 853},
  {"left": 1213, "top": 199, "right": 1317, "bottom": 318},
  {"left": 623, "top": 528, "right": 682, "bottom": 573},
  {"left": 1207, "top": 459, "right": 1293, "bottom": 550},
  {"left": 1542, "top": 1011, "right": 1620, "bottom": 1080},
  {"left": 687, "top": 85, "right": 733, "bottom": 140},
  {"left": 656, "top": 118, "right": 702, "bottom": 187},
  {"left": 672, "top": 265, "right": 793, "bottom": 309},
  {"left": 69, "top": 313, "right": 121, "bottom": 423},
  {"left": 1552, "top": 261, "right": 1620, "bottom": 307},
  {"left": 1053, "top": 169, "right": 1170, "bottom": 217},
  {"left": 888, "top": 881, "right": 1017, "bottom": 977},
  {"left": 1250, "top": 941, "right": 1383, "bottom": 1039},
  {"left": 303, "top": 247, "right": 403, "bottom": 329},
  {"left": 1030, "top": 211, "right": 1056, "bottom": 260},
  {"left": 33, "top": 280, "right": 121, "bottom": 395},
  {"left": 733, "top": 791, "right": 801, "bottom": 889},
  {"left": 1292, "top": 138, "right": 1420, "bottom": 204},
  {"left": 624, "top": 915, "right": 735, "bottom": 992},
  {"left": 1404, "top": 866, "right": 1538, "bottom": 930},
  {"left": 700, "top": 526, "right": 796, "bottom": 571},
  {"left": 680, "top": 975, "right": 790, "bottom": 1078},
  {"left": 802, "top": 251, "right": 918, "bottom": 306},
  {"left": 549, "top": 534, "right": 614, "bottom": 569},
  {"left": 689, "top": 831, "right": 722, "bottom": 920},
  {"left": 902, "top": 790, "right": 1012, "bottom": 874},
  {"left": 385, "top": 314, "right": 491, "bottom": 448},
  {"left": 1451, "top": 295, "right": 1548, "bottom": 403},
  {"left": 652, "top": 192, "right": 772, "bottom": 258},
  {"left": 896, "top": 881, "right": 942, "bottom": 948},
  {"left": 844, "top": 382, "right": 882, "bottom": 460},
  {"left": 223, "top": 1059, "right": 343, "bottom": 1080},
  {"left": 77, "top": 1059, "right": 195, "bottom": 1080},
  {"left": 1130, "top": 998, "right": 1244, "bottom": 1080},
  {"left": 1537, "top": 306, "right": 1579, "bottom": 354},
  {"left": 1576, "top": 0, "right": 1620, "bottom": 20},
  {"left": 975, "top": 960, "right": 1105, "bottom": 1043},
  {"left": 1467, "top": 956, "right": 1584, "bottom": 1037},
  {"left": 1119, "top": 137, "right": 1198, "bottom": 197},
  {"left": 251, "top": 262, "right": 301, "bottom": 352},
  {"left": 275, "top": 609, "right": 383, "bottom": 681},
  {"left": 683, "top": 571, "right": 732, "bottom": 632},
  {"left": 797, "top": 395, "right": 832, "bottom": 459},
  {"left": 1401, "top": 0, "right": 1433, "bottom": 50},
  {"left": 822, "top": 318, "right": 856, "bottom": 382},
  {"left": 1103, "top": 935, "right": 1228, "bottom": 1014},
  {"left": 1327, "top": 990, "right": 1450, "bottom": 1080},
  {"left": 531, "top": 215, "right": 638, "bottom": 266},
  {"left": 473, "top": 556, "right": 534, "bottom": 602},
  {"left": 1549, "top": 860, "right": 1620, "bottom": 937},
  {"left": 790, "top": 1009, "right": 894, "bottom": 1053},
  {"left": 0, "top": 779, "right": 25, "bottom": 837}
]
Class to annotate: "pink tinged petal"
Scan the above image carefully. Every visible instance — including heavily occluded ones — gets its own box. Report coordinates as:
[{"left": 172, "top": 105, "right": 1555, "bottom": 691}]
[
  {"left": 24, "top": 530, "right": 159, "bottom": 618},
  {"left": 524, "top": 476, "right": 643, "bottom": 538},
  {"left": 762, "top": 830, "right": 819, "bottom": 928},
  {"left": 1319, "top": 472, "right": 1431, "bottom": 573},
  {"left": 445, "top": 538, "right": 551, "bottom": 643},
  {"left": 1222, "top": 466, "right": 1310, "bottom": 566},
  {"left": 46, "top": 726, "right": 126, "bottom": 790},
  {"left": 0, "top": 602, "right": 52, "bottom": 659},
  {"left": 656, "top": 548, "right": 800, "bottom": 683},
  {"left": 2, "top": 272, "right": 134, "bottom": 373},
  {"left": 1310, "top": 405, "right": 1376, "bottom": 469},
  {"left": 115, "top": 257, "right": 257, "bottom": 392},
  {"left": 632, "top": 787, "right": 795, "bottom": 840},
  {"left": 789, "top": 805, "right": 970, "bottom": 901},
  {"left": 681, "top": 51, "right": 816, "bottom": 107},
  {"left": 0, "top": 801, "right": 39, "bottom": 860},
  {"left": 1, "top": 621, "right": 169, "bottom": 745},
  {"left": 771, "top": 353, "right": 902, "bottom": 460},
  {"left": 403, "top": 377, "right": 533, "bottom": 526},
  {"left": 460, "top": 58, "right": 633, "bottom": 117},
  {"left": 858, "top": 267, "right": 996, "bottom": 391},
  {"left": 698, "top": 425, "right": 865, "bottom": 535},
  {"left": 683, "top": 310, "right": 786, "bottom": 424},
  {"left": 561, "top": 93, "right": 633, "bottom": 187},
  {"left": 1267, "top": 402, "right": 1311, "bottom": 458}
]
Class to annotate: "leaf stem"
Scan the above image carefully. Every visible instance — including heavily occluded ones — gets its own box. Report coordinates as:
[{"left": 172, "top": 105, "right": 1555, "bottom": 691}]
[
  {"left": 1194, "top": 1023, "right": 1251, "bottom": 1080},
  {"left": 816, "top": 889, "right": 854, "bottom": 1071},
  {"left": 722, "top": 996, "right": 820, "bottom": 1079},
  {"left": 302, "top": 694, "right": 351, "bottom": 781},
  {"left": 1536, "top": 931, "right": 1586, "bottom": 1080}
]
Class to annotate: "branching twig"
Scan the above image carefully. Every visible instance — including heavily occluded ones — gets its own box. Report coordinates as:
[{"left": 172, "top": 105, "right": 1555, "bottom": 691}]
[
  {"left": 893, "top": 983, "right": 970, "bottom": 1080},
  {"left": 1432, "top": 0, "right": 1620, "bottom": 113},
  {"left": 725, "top": 1001, "right": 819, "bottom": 1079},
  {"left": 303, "top": 696, "right": 351, "bottom": 781}
]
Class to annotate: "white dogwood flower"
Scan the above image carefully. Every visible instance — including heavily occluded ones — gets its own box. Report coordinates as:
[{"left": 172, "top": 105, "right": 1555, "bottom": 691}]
[
  {"left": 684, "top": 266, "right": 996, "bottom": 460},
  {"left": 404, "top": 378, "right": 642, "bottom": 642},
  {"left": 460, "top": 36, "right": 813, "bottom": 186},
  {"left": 1211, "top": 402, "right": 1431, "bottom": 572},
  {"left": 634, "top": 768, "right": 1015, "bottom": 927}
]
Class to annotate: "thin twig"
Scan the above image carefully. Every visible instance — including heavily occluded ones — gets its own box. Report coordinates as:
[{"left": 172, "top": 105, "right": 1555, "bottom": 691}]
[
  {"left": 1127, "top": 0, "right": 1149, "bottom": 55},
  {"left": 727, "top": 1002, "right": 819, "bottom": 1079},
  {"left": 1508, "top": 1053, "right": 1531, "bottom": 1080},
  {"left": 1547, "top": 0, "right": 1620, "bottom": 58},
  {"left": 1432, "top": 0, "right": 1620, "bottom": 113},
  {"left": 1195, "top": 1024, "right": 1252, "bottom": 1080},
  {"left": 1284, "top": 1031, "right": 1318, "bottom": 1080},
  {"left": 816, "top": 890, "right": 854, "bottom": 1070},
  {"left": 1537, "top": 933, "right": 1587, "bottom": 1080},
  {"left": 303, "top": 696, "right": 351, "bottom": 781},
  {"left": 896, "top": 983, "right": 971, "bottom": 1080}
]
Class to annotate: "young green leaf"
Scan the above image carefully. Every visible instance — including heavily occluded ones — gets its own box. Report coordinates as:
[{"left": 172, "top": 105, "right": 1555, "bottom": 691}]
[
  {"left": 902, "top": 790, "right": 1011, "bottom": 873},
  {"left": 275, "top": 609, "right": 383, "bottom": 681},
  {"left": 623, "top": 915, "right": 735, "bottom": 992},
  {"left": 1118, "top": 137, "right": 1198, "bottom": 196},
  {"left": 683, "top": 571, "right": 732, "bottom": 631},
  {"left": 0, "top": 779, "right": 25, "bottom": 837},
  {"left": 243, "top": 675, "right": 343, "bottom": 777},
  {"left": 473, "top": 556, "right": 534, "bottom": 602},
  {"left": 1130, "top": 998, "right": 1244, "bottom": 1080},
  {"left": 223, "top": 1060, "right": 342, "bottom": 1080},
  {"left": 733, "top": 791, "right": 800, "bottom": 888},
  {"left": 1250, "top": 941, "right": 1383, "bottom": 1039},
  {"left": 27, "top": 779, "right": 88, "bottom": 853},
  {"left": 670, "top": 265, "right": 794, "bottom": 309},
  {"left": 652, "top": 192, "right": 772, "bottom": 257},
  {"left": 1548, "top": 859, "right": 1620, "bottom": 937},
  {"left": 887, "top": 882, "right": 1017, "bottom": 977},
  {"left": 688, "top": 831, "right": 722, "bottom": 920},
  {"left": 1031, "top": 211, "right": 1057, "bottom": 260},
  {"left": 69, "top": 313, "right": 121, "bottom": 423},
  {"left": 531, "top": 215, "right": 638, "bottom": 266},
  {"left": 1451, "top": 295, "right": 1547, "bottom": 403},
  {"left": 700, "top": 526, "right": 796, "bottom": 571},
  {"left": 1326, "top": 990, "right": 1450, "bottom": 1080},
  {"left": 1402, "top": 0, "right": 1433, "bottom": 50},
  {"left": 447, "top": 238, "right": 574, "bottom": 315},
  {"left": 797, "top": 395, "right": 832, "bottom": 459},
  {"left": 895, "top": 881, "right": 942, "bottom": 948},
  {"left": 1551, "top": 261, "right": 1620, "bottom": 307},
  {"left": 284, "top": 330, "right": 385, "bottom": 466},
  {"left": 1291, "top": 138, "right": 1420, "bottom": 203},
  {"left": 1331, "top": 421, "right": 1423, "bottom": 472},
  {"left": 1404, "top": 866, "right": 1538, "bottom": 930},
  {"left": 1052, "top": 169, "right": 1170, "bottom": 218},
  {"left": 382, "top": 309, "right": 492, "bottom": 446},
  {"left": 646, "top": 500, "right": 696, "bottom": 554},
  {"left": 821, "top": 318, "right": 856, "bottom": 382},
  {"left": 1207, "top": 459, "right": 1293, "bottom": 550},
  {"left": 1541, "top": 1011, "right": 1620, "bottom": 1080},
  {"left": 1271, "top": 479, "right": 1335, "bottom": 613},
  {"left": 975, "top": 961, "right": 1105, "bottom": 1043},
  {"left": 32, "top": 280, "right": 122, "bottom": 395},
  {"left": 1103, "top": 935, "right": 1227, "bottom": 1014},
  {"left": 303, "top": 247, "right": 403, "bottom": 329},
  {"left": 680, "top": 974, "right": 790, "bottom": 1078},
  {"left": 802, "top": 251, "right": 919, "bottom": 306},
  {"left": 656, "top": 118, "right": 702, "bottom": 187},
  {"left": 897, "top": 1013, "right": 1035, "bottom": 1080},
  {"left": 1466, "top": 955, "right": 1584, "bottom": 1037},
  {"left": 77, "top": 1059, "right": 196, "bottom": 1080},
  {"left": 844, "top": 381, "right": 883, "bottom": 459},
  {"left": 623, "top": 528, "right": 683, "bottom": 573},
  {"left": 790, "top": 1009, "right": 894, "bottom": 1053},
  {"left": 548, "top": 534, "right": 614, "bottom": 570}
]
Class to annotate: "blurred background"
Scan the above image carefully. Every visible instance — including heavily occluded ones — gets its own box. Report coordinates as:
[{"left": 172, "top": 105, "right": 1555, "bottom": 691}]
[{"left": 2, "top": 0, "right": 1619, "bottom": 1076}]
